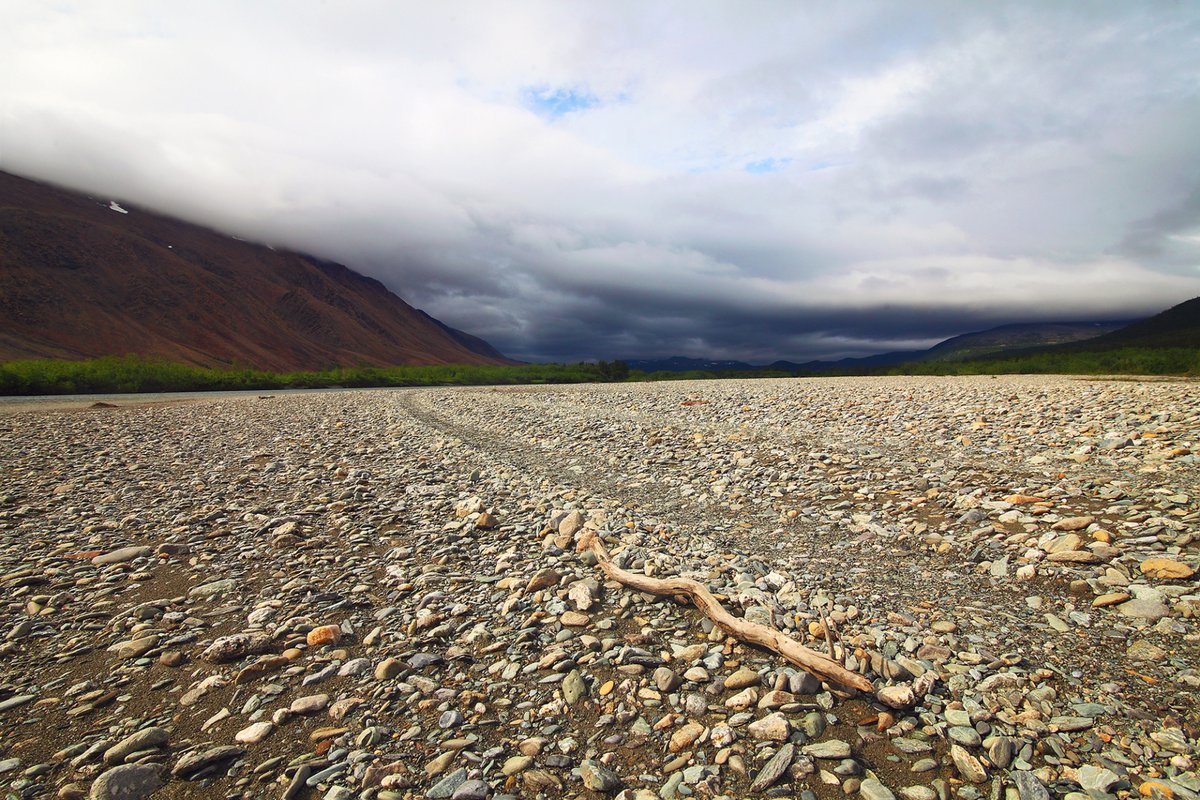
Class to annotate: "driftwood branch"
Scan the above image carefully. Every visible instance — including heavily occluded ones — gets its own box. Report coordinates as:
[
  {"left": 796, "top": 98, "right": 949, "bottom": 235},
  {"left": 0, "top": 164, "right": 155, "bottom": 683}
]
[{"left": 577, "top": 531, "right": 874, "bottom": 694}]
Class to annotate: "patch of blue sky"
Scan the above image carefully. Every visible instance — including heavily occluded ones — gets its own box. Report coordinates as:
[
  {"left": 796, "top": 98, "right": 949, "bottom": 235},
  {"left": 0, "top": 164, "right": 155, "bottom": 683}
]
[
  {"left": 743, "top": 157, "right": 792, "bottom": 174},
  {"left": 523, "top": 85, "right": 599, "bottom": 118}
]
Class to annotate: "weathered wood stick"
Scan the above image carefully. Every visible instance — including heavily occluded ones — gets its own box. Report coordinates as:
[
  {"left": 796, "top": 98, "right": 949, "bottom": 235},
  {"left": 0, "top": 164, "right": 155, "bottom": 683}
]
[{"left": 577, "top": 531, "right": 874, "bottom": 694}]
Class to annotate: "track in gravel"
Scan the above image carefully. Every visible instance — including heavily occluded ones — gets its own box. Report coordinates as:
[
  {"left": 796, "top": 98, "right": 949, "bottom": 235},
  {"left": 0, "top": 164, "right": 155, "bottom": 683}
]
[{"left": 393, "top": 383, "right": 1200, "bottom": 723}]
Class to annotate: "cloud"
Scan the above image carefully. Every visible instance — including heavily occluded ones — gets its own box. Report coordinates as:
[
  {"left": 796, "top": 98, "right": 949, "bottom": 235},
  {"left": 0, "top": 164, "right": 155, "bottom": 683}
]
[{"left": 2, "top": 1, "right": 1198, "bottom": 362}]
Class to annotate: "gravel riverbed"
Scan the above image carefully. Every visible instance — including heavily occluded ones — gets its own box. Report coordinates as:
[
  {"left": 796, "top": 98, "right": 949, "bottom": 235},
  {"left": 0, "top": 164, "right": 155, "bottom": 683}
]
[{"left": 0, "top": 376, "right": 1196, "bottom": 800}]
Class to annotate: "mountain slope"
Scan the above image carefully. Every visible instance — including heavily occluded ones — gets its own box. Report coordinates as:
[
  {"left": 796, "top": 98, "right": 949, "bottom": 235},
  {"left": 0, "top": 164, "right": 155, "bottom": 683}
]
[
  {"left": 0, "top": 171, "right": 512, "bottom": 371},
  {"left": 1063, "top": 297, "right": 1200, "bottom": 350},
  {"left": 918, "top": 321, "right": 1130, "bottom": 362},
  {"left": 621, "top": 320, "right": 1130, "bottom": 374}
]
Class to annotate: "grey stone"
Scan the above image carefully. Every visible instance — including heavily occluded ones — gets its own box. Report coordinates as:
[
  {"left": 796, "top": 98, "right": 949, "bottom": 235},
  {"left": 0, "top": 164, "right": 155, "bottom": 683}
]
[
  {"left": 749, "top": 743, "right": 795, "bottom": 792},
  {"left": 986, "top": 737, "right": 1014, "bottom": 770},
  {"left": 427, "top": 768, "right": 468, "bottom": 799},
  {"left": 948, "top": 726, "right": 981, "bottom": 747},
  {"left": 1118, "top": 599, "right": 1169, "bottom": 621},
  {"left": 1078, "top": 766, "right": 1120, "bottom": 800},
  {"left": 450, "top": 780, "right": 492, "bottom": 800},
  {"left": 861, "top": 778, "right": 898, "bottom": 800},
  {"left": 801, "top": 711, "right": 826, "bottom": 739},
  {"left": 0, "top": 695, "right": 36, "bottom": 712},
  {"left": 201, "top": 633, "right": 272, "bottom": 663},
  {"left": 803, "top": 740, "right": 851, "bottom": 759},
  {"left": 579, "top": 760, "right": 621, "bottom": 792},
  {"left": 88, "top": 764, "right": 163, "bottom": 800},
  {"left": 1012, "top": 770, "right": 1051, "bottom": 800},
  {"left": 188, "top": 578, "right": 236, "bottom": 598},
  {"left": 103, "top": 728, "right": 169, "bottom": 765},
  {"left": 92, "top": 546, "right": 153, "bottom": 566},
  {"left": 171, "top": 746, "right": 244, "bottom": 780},
  {"left": 562, "top": 670, "right": 587, "bottom": 704}
]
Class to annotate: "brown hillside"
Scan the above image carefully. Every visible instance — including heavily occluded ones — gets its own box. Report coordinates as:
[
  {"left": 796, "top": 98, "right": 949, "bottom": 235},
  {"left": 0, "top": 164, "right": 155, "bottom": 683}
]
[{"left": 0, "top": 170, "right": 512, "bottom": 370}]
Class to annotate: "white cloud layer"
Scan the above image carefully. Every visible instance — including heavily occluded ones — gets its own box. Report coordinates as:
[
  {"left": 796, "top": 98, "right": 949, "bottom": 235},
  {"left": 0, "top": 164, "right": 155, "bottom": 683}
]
[{"left": 2, "top": 0, "right": 1198, "bottom": 361}]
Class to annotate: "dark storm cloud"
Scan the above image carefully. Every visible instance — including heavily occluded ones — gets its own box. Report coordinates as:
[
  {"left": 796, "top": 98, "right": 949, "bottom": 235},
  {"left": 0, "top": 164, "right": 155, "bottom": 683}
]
[{"left": 2, "top": 1, "right": 1198, "bottom": 362}]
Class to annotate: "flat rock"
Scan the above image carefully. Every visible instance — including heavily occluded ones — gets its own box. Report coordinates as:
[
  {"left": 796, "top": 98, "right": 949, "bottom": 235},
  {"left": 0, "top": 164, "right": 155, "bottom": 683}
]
[
  {"left": 103, "top": 728, "right": 168, "bottom": 765},
  {"left": 306, "top": 624, "right": 342, "bottom": 647},
  {"left": 748, "top": 711, "right": 790, "bottom": 741},
  {"left": 562, "top": 670, "right": 587, "bottom": 704},
  {"left": 427, "top": 768, "right": 468, "bottom": 799},
  {"left": 0, "top": 695, "right": 36, "bottom": 712},
  {"left": 1093, "top": 592, "right": 1131, "bottom": 607},
  {"left": 234, "top": 722, "right": 273, "bottom": 744},
  {"left": 1079, "top": 765, "right": 1121, "bottom": 800},
  {"left": 803, "top": 740, "right": 851, "bottom": 759},
  {"left": 876, "top": 685, "right": 916, "bottom": 709},
  {"left": 525, "top": 568, "right": 560, "bottom": 593},
  {"left": 201, "top": 633, "right": 272, "bottom": 664},
  {"left": 1013, "top": 770, "right": 1051, "bottom": 800},
  {"left": 861, "top": 778, "right": 898, "bottom": 800},
  {"left": 171, "top": 746, "right": 244, "bottom": 780},
  {"left": 950, "top": 744, "right": 987, "bottom": 783},
  {"left": 88, "top": 764, "right": 163, "bottom": 800},
  {"left": 290, "top": 694, "right": 330, "bottom": 714},
  {"left": 724, "top": 667, "right": 761, "bottom": 690},
  {"left": 1052, "top": 516, "right": 1095, "bottom": 531},
  {"left": 1126, "top": 640, "right": 1167, "bottom": 663},
  {"left": 579, "top": 760, "right": 622, "bottom": 792},
  {"left": 749, "top": 742, "right": 794, "bottom": 792},
  {"left": 669, "top": 721, "right": 705, "bottom": 753},
  {"left": 91, "top": 546, "right": 153, "bottom": 566},
  {"left": 1140, "top": 558, "right": 1195, "bottom": 580},
  {"left": 1118, "top": 598, "right": 1170, "bottom": 621}
]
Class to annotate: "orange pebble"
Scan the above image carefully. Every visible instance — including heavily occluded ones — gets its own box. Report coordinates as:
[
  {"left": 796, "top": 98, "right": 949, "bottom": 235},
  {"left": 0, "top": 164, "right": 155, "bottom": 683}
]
[{"left": 306, "top": 625, "right": 342, "bottom": 647}]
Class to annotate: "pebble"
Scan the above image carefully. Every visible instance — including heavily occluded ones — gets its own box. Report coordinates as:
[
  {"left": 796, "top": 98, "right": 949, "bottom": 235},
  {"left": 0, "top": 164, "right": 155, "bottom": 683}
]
[
  {"left": 579, "top": 759, "right": 622, "bottom": 791},
  {"left": 427, "top": 768, "right": 468, "bottom": 799},
  {"left": 950, "top": 744, "right": 988, "bottom": 783},
  {"left": 87, "top": 764, "right": 163, "bottom": 800},
  {"left": 171, "top": 746, "right": 244, "bottom": 779},
  {"left": 450, "top": 780, "right": 492, "bottom": 800},
  {"left": 669, "top": 722, "right": 705, "bottom": 752},
  {"left": 861, "top": 778, "right": 898, "bottom": 800},
  {"left": 1078, "top": 765, "right": 1121, "bottom": 800},
  {"left": 1140, "top": 558, "right": 1195, "bottom": 580},
  {"left": 803, "top": 740, "right": 851, "bottom": 759},
  {"left": 290, "top": 694, "right": 329, "bottom": 714},
  {"left": 749, "top": 742, "right": 794, "bottom": 792},
  {"left": 1012, "top": 771, "right": 1051, "bottom": 800},
  {"left": 91, "top": 546, "right": 153, "bottom": 566},
  {"left": 103, "top": 728, "right": 169, "bottom": 765},
  {"left": 561, "top": 669, "right": 587, "bottom": 704},
  {"left": 748, "top": 711, "right": 790, "bottom": 741},
  {"left": 724, "top": 667, "right": 761, "bottom": 689},
  {"left": 234, "top": 721, "right": 274, "bottom": 743}
]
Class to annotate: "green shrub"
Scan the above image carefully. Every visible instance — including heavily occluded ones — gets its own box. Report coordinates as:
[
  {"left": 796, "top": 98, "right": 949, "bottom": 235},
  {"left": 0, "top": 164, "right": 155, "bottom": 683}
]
[{"left": 0, "top": 356, "right": 642, "bottom": 395}]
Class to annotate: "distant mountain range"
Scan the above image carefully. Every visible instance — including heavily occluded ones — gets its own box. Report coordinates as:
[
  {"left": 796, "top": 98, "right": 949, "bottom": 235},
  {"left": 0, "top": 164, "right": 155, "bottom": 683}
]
[
  {"left": 621, "top": 316, "right": 1178, "bottom": 374},
  {"left": 1033, "top": 297, "right": 1200, "bottom": 351},
  {"left": 3, "top": 170, "right": 1193, "bottom": 377},
  {"left": 0, "top": 171, "right": 512, "bottom": 371}
]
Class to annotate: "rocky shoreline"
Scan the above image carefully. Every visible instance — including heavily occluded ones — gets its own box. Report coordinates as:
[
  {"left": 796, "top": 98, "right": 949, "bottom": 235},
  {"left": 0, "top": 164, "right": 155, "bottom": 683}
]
[{"left": 0, "top": 376, "right": 1196, "bottom": 800}]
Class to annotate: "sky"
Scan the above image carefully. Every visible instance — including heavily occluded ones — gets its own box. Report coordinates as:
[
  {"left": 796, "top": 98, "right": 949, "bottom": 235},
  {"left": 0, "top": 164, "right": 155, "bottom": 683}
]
[{"left": 2, "top": 1, "right": 1199, "bottom": 363}]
